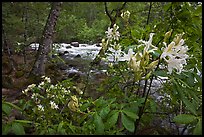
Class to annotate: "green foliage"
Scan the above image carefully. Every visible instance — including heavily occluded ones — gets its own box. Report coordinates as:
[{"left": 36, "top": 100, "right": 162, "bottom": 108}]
[
  {"left": 173, "top": 114, "right": 197, "bottom": 124},
  {"left": 2, "top": 99, "right": 32, "bottom": 135},
  {"left": 121, "top": 112, "right": 135, "bottom": 132}
]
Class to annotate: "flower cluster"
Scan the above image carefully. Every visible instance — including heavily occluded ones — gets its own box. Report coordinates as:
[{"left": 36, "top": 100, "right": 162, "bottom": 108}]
[
  {"left": 105, "top": 24, "right": 120, "bottom": 41},
  {"left": 22, "top": 84, "right": 36, "bottom": 95},
  {"left": 103, "top": 24, "right": 123, "bottom": 62},
  {"left": 123, "top": 33, "right": 159, "bottom": 73},
  {"left": 160, "top": 33, "right": 189, "bottom": 74}
]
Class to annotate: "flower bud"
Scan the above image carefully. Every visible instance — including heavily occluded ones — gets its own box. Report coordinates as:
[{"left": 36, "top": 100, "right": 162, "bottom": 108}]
[
  {"left": 145, "top": 71, "right": 152, "bottom": 79},
  {"left": 164, "top": 29, "right": 173, "bottom": 42},
  {"left": 173, "top": 33, "right": 184, "bottom": 45},
  {"left": 146, "top": 59, "right": 159, "bottom": 70}
]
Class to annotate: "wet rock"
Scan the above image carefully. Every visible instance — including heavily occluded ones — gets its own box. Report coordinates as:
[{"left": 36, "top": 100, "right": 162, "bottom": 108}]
[
  {"left": 68, "top": 72, "right": 81, "bottom": 80},
  {"left": 2, "top": 75, "right": 14, "bottom": 89},
  {"left": 74, "top": 54, "right": 81, "bottom": 58},
  {"left": 66, "top": 45, "right": 72, "bottom": 49},
  {"left": 81, "top": 44, "right": 87, "bottom": 47},
  {"left": 59, "top": 65, "right": 68, "bottom": 70},
  {"left": 95, "top": 43, "right": 101, "bottom": 47},
  {"left": 71, "top": 42, "right": 79, "bottom": 47},
  {"left": 58, "top": 52, "right": 64, "bottom": 56},
  {"left": 64, "top": 51, "right": 69, "bottom": 54},
  {"left": 15, "top": 70, "right": 24, "bottom": 78}
]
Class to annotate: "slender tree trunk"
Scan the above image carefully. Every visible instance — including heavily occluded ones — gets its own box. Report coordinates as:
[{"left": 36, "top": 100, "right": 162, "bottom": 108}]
[
  {"left": 30, "top": 2, "right": 62, "bottom": 76},
  {"left": 2, "top": 25, "right": 16, "bottom": 71},
  {"left": 23, "top": 2, "right": 28, "bottom": 64}
]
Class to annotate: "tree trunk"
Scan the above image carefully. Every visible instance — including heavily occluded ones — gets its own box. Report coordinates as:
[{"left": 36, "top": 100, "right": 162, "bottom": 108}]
[
  {"left": 2, "top": 25, "right": 16, "bottom": 72},
  {"left": 30, "top": 2, "right": 62, "bottom": 76},
  {"left": 23, "top": 2, "right": 28, "bottom": 64}
]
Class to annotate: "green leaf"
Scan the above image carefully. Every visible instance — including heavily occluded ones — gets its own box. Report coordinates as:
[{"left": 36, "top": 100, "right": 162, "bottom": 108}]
[
  {"left": 4, "top": 101, "right": 22, "bottom": 111},
  {"left": 2, "top": 124, "right": 11, "bottom": 135},
  {"left": 121, "top": 112, "right": 135, "bottom": 133},
  {"left": 93, "top": 112, "right": 104, "bottom": 134},
  {"left": 173, "top": 114, "right": 197, "bottom": 124},
  {"left": 137, "top": 98, "right": 145, "bottom": 106},
  {"left": 186, "top": 73, "right": 195, "bottom": 87},
  {"left": 48, "top": 128, "right": 55, "bottom": 135},
  {"left": 12, "top": 122, "right": 25, "bottom": 135},
  {"left": 80, "top": 102, "right": 91, "bottom": 111},
  {"left": 104, "top": 111, "right": 119, "bottom": 130},
  {"left": 94, "top": 97, "right": 106, "bottom": 107},
  {"left": 182, "top": 98, "right": 197, "bottom": 115},
  {"left": 153, "top": 70, "right": 168, "bottom": 77},
  {"left": 107, "top": 97, "right": 116, "bottom": 104},
  {"left": 2, "top": 103, "right": 12, "bottom": 115},
  {"left": 57, "top": 121, "right": 64, "bottom": 133},
  {"left": 99, "top": 106, "right": 110, "bottom": 119},
  {"left": 193, "top": 118, "right": 202, "bottom": 135},
  {"left": 14, "top": 120, "right": 33, "bottom": 124},
  {"left": 122, "top": 109, "right": 138, "bottom": 121},
  {"left": 149, "top": 100, "right": 157, "bottom": 113},
  {"left": 78, "top": 114, "right": 88, "bottom": 125}
]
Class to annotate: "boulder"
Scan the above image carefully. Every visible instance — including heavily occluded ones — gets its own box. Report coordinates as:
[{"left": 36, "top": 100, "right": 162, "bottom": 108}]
[{"left": 71, "top": 42, "right": 79, "bottom": 47}]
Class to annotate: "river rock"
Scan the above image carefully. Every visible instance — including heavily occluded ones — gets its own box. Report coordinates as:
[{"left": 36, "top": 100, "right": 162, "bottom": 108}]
[
  {"left": 66, "top": 45, "right": 72, "bottom": 49},
  {"left": 64, "top": 51, "right": 69, "bottom": 54},
  {"left": 68, "top": 72, "right": 81, "bottom": 81},
  {"left": 74, "top": 54, "right": 81, "bottom": 58},
  {"left": 71, "top": 42, "right": 79, "bottom": 47},
  {"left": 95, "top": 43, "right": 101, "bottom": 47}
]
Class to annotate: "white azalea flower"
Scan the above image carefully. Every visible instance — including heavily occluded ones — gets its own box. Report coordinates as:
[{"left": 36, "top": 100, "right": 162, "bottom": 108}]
[
  {"left": 138, "top": 33, "right": 158, "bottom": 54},
  {"left": 161, "top": 34, "right": 189, "bottom": 74},
  {"left": 105, "top": 24, "right": 120, "bottom": 41},
  {"left": 122, "top": 48, "right": 135, "bottom": 61},
  {"left": 166, "top": 56, "right": 186, "bottom": 74}
]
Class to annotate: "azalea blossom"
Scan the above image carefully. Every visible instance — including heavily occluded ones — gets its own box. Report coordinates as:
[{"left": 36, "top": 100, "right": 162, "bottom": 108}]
[
  {"left": 122, "top": 48, "right": 135, "bottom": 62},
  {"left": 138, "top": 33, "right": 158, "bottom": 54},
  {"left": 160, "top": 34, "right": 189, "bottom": 74},
  {"left": 105, "top": 24, "right": 120, "bottom": 41},
  {"left": 165, "top": 56, "right": 187, "bottom": 74}
]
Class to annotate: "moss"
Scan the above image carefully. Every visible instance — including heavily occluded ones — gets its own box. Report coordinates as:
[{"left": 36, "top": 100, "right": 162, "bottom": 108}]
[
  {"left": 2, "top": 75, "right": 14, "bottom": 89},
  {"left": 15, "top": 71, "right": 24, "bottom": 78}
]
